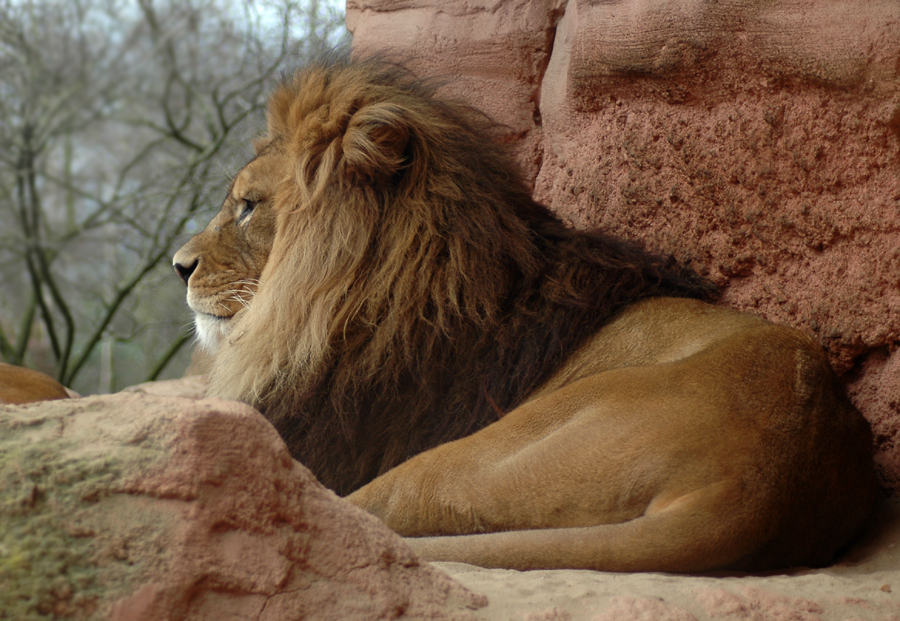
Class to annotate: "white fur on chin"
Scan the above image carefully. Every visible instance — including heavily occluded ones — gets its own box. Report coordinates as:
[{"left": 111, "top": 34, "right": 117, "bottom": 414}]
[{"left": 193, "top": 313, "right": 230, "bottom": 353}]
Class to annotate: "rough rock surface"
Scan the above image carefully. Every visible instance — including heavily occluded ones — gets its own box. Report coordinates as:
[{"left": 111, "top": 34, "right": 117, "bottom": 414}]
[
  {"left": 120, "top": 375, "right": 208, "bottom": 400},
  {"left": 347, "top": 0, "right": 900, "bottom": 493},
  {"left": 0, "top": 394, "right": 485, "bottom": 620}
]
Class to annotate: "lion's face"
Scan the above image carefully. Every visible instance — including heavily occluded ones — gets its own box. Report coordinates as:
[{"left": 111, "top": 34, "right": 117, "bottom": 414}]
[{"left": 173, "top": 148, "right": 285, "bottom": 351}]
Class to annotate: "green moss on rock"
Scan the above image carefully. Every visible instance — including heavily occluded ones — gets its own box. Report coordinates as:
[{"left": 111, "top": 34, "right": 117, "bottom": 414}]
[{"left": 0, "top": 399, "right": 170, "bottom": 620}]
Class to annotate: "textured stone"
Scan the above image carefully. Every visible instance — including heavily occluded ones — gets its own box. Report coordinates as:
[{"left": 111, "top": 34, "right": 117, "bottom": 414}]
[
  {"left": 120, "top": 375, "right": 208, "bottom": 400},
  {"left": 347, "top": 0, "right": 900, "bottom": 493},
  {"left": 347, "top": 0, "right": 566, "bottom": 183},
  {"left": 0, "top": 394, "right": 485, "bottom": 620}
]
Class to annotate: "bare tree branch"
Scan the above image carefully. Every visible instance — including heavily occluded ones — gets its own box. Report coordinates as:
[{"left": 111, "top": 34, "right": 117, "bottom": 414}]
[{"left": 0, "top": 0, "right": 348, "bottom": 390}]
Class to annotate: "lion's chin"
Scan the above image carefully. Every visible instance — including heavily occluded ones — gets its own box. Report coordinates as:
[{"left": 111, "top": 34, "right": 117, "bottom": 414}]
[{"left": 193, "top": 312, "right": 232, "bottom": 353}]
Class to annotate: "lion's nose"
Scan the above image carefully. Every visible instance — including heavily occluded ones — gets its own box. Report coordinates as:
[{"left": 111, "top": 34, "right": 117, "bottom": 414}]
[{"left": 173, "top": 258, "right": 198, "bottom": 285}]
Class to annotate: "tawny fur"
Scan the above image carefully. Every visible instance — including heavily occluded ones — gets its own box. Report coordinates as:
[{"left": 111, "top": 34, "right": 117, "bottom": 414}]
[
  {"left": 173, "top": 59, "right": 876, "bottom": 572},
  {"left": 183, "top": 60, "right": 714, "bottom": 494},
  {"left": 0, "top": 363, "right": 71, "bottom": 404}
]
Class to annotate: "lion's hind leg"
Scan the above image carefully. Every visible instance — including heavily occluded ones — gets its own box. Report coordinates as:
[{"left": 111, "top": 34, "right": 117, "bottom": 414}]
[{"left": 405, "top": 481, "right": 766, "bottom": 573}]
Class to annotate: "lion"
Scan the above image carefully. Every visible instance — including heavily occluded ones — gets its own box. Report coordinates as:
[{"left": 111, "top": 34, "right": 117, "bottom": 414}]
[
  {"left": 0, "top": 363, "right": 71, "bottom": 404},
  {"left": 172, "top": 59, "right": 876, "bottom": 573}
]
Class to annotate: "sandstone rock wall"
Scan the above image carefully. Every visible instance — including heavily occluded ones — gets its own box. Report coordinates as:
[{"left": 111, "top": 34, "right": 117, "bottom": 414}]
[{"left": 348, "top": 0, "right": 900, "bottom": 493}]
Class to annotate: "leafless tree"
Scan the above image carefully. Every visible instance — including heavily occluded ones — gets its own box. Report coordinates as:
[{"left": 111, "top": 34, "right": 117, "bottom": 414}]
[{"left": 0, "top": 0, "right": 347, "bottom": 392}]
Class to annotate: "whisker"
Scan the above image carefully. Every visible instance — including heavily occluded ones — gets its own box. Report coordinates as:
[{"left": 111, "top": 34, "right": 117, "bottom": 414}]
[
  {"left": 231, "top": 279, "right": 261, "bottom": 289},
  {"left": 225, "top": 288, "right": 257, "bottom": 309},
  {"left": 231, "top": 295, "right": 252, "bottom": 309},
  {"left": 225, "top": 288, "right": 256, "bottom": 298}
]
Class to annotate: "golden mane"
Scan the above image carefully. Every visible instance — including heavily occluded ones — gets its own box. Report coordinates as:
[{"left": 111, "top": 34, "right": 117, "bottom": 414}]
[{"left": 207, "top": 60, "right": 715, "bottom": 494}]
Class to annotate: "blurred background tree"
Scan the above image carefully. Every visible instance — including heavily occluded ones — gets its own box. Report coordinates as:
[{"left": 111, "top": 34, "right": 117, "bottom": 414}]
[{"left": 0, "top": 0, "right": 348, "bottom": 394}]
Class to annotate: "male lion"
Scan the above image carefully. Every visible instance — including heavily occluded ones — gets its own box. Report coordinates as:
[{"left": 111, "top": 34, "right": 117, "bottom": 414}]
[{"left": 173, "top": 60, "right": 876, "bottom": 573}]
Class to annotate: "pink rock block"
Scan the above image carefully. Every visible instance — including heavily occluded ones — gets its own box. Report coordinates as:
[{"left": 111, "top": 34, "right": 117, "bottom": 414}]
[
  {"left": 120, "top": 375, "right": 208, "bottom": 400},
  {"left": 347, "top": 0, "right": 568, "bottom": 183},
  {"left": 0, "top": 393, "right": 485, "bottom": 620},
  {"left": 592, "top": 596, "right": 698, "bottom": 621}
]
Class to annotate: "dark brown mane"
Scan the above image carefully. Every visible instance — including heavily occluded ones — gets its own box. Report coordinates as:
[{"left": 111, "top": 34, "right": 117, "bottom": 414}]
[{"left": 217, "top": 59, "right": 716, "bottom": 495}]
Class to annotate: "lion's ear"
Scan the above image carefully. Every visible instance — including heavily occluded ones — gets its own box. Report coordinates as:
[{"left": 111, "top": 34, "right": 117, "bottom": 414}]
[{"left": 341, "top": 103, "right": 411, "bottom": 184}]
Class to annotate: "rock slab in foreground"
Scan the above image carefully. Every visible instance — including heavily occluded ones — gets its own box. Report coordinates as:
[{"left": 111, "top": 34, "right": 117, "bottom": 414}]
[{"left": 0, "top": 394, "right": 486, "bottom": 620}]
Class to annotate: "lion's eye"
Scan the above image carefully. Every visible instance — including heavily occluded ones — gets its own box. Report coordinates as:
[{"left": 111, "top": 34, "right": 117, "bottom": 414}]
[{"left": 238, "top": 198, "right": 257, "bottom": 223}]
